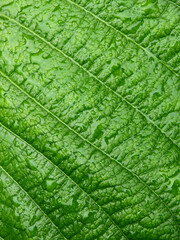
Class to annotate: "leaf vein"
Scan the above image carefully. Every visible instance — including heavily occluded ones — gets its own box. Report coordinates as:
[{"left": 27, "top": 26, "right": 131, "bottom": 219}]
[
  {"left": 0, "top": 165, "right": 68, "bottom": 240},
  {"left": 0, "top": 70, "right": 179, "bottom": 231},
  {"left": 0, "top": 121, "right": 129, "bottom": 240},
  {"left": 0, "top": 13, "right": 178, "bottom": 150},
  {"left": 66, "top": 0, "right": 179, "bottom": 77},
  {"left": 167, "top": 0, "right": 180, "bottom": 8}
]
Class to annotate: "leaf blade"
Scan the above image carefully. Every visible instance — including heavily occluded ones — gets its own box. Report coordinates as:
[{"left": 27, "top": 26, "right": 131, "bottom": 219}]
[{"left": 0, "top": 1, "right": 179, "bottom": 239}]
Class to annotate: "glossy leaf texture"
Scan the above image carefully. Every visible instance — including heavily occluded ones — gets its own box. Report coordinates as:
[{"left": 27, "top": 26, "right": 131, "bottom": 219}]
[{"left": 0, "top": 0, "right": 180, "bottom": 239}]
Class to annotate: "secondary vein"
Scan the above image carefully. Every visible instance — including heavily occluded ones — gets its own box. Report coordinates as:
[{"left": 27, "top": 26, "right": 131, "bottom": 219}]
[
  {"left": 0, "top": 121, "right": 129, "bottom": 240},
  {"left": 0, "top": 70, "right": 179, "bottom": 231},
  {"left": 167, "top": 0, "right": 180, "bottom": 8},
  {"left": 66, "top": 0, "right": 179, "bottom": 77},
  {"left": 0, "top": 13, "right": 179, "bottom": 150},
  {"left": 0, "top": 165, "right": 68, "bottom": 240}
]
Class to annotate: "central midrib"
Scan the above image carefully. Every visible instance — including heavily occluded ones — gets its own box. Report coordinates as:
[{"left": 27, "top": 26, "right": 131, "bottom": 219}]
[
  {"left": 0, "top": 70, "right": 179, "bottom": 232},
  {"left": 0, "top": 13, "right": 179, "bottom": 150}
]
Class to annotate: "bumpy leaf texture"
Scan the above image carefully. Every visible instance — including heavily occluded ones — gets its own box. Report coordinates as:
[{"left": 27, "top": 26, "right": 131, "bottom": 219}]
[{"left": 0, "top": 0, "right": 180, "bottom": 239}]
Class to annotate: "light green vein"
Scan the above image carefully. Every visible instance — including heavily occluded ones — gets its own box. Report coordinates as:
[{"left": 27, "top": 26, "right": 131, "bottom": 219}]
[
  {"left": 0, "top": 13, "right": 179, "bottom": 150},
  {"left": 0, "top": 165, "right": 67, "bottom": 240},
  {"left": 66, "top": 0, "right": 179, "bottom": 77},
  {"left": 0, "top": 121, "right": 129, "bottom": 240},
  {"left": 0, "top": 70, "right": 179, "bottom": 232},
  {"left": 168, "top": 0, "right": 180, "bottom": 8}
]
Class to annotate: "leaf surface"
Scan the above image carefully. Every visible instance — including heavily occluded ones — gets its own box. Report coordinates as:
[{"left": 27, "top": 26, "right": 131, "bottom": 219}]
[{"left": 0, "top": 0, "right": 179, "bottom": 239}]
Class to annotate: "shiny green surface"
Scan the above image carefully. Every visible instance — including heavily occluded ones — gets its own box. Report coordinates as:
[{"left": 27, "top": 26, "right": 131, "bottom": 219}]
[{"left": 0, "top": 0, "right": 179, "bottom": 239}]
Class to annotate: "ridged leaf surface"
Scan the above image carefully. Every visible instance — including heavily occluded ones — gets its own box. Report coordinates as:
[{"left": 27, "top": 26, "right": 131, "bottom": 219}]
[{"left": 0, "top": 0, "right": 179, "bottom": 239}]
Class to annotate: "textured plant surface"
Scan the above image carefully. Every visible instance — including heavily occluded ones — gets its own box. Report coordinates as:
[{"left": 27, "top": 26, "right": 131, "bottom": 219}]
[{"left": 0, "top": 0, "right": 180, "bottom": 239}]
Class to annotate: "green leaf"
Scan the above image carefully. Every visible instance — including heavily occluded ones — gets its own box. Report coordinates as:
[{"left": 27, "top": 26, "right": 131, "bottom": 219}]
[{"left": 0, "top": 0, "right": 179, "bottom": 239}]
